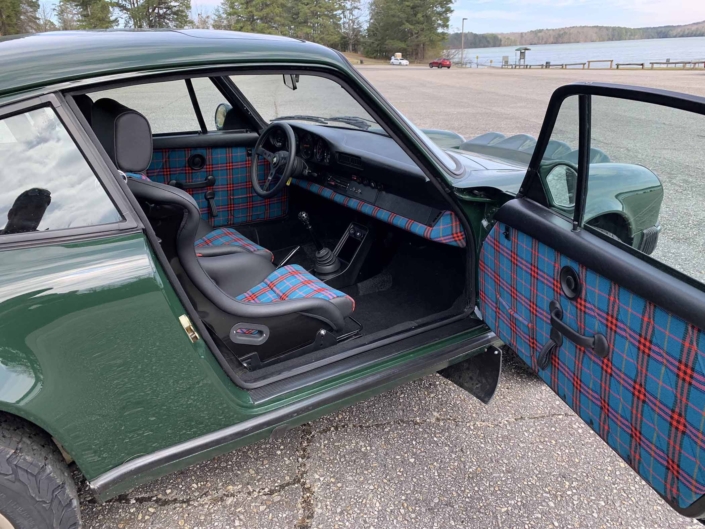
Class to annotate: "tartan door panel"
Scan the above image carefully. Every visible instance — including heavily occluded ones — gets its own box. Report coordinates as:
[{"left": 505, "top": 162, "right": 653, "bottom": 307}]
[
  {"left": 479, "top": 222, "right": 705, "bottom": 510},
  {"left": 146, "top": 147, "right": 288, "bottom": 227}
]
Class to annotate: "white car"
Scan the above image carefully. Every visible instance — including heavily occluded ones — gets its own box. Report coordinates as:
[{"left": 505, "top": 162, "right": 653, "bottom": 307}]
[{"left": 390, "top": 57, "right": 409, "bottom": 66}]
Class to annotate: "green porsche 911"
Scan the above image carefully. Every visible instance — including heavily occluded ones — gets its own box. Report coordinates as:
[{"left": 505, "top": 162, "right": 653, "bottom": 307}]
[{"left": 1, "top": 30, "right": 703, "bottom": 529}]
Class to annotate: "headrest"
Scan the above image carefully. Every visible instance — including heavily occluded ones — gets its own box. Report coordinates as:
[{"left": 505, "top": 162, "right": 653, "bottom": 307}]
[
  {"left": 92, "top": 98, "right": 152, "bottom": 173},
  {"left": 73, "top": 94, "right": 93, "bottom": 126}
]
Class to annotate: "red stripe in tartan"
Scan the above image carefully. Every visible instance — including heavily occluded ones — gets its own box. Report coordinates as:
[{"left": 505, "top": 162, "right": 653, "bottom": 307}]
[
  {"left": 479, "top": 224, "right": 705, "bottom": 508},
  {"left": 292, "top": 179, "right": 465, "bottom": 247},
  {"left": 147, "top": 148, "right": 287, "bottom": 227}
]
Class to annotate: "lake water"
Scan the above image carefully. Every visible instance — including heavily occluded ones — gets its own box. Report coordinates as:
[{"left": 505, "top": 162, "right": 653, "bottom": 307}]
[{"left": 453, "top": 36, "right": 705, "bottom": 67}]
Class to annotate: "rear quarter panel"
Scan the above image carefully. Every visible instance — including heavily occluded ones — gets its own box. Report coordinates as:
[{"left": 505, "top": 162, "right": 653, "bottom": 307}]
[{"left": 0, "top": 233, "right": 250, "bottom": 480}]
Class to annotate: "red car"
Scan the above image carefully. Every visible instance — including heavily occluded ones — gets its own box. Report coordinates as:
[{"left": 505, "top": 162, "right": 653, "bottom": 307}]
[{"left": 429, "top": 58, "right": 451, "bottom": 69}]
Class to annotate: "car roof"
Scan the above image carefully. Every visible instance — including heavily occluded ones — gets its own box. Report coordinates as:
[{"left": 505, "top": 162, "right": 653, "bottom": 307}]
[{"left": 0, "top": 30, "right": 348, "bottom": 101}]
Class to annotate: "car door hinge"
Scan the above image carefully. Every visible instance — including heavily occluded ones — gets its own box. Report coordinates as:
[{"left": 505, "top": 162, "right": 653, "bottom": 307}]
[{"left": 179, "top": 315, "right": 200, "bottom": 343}]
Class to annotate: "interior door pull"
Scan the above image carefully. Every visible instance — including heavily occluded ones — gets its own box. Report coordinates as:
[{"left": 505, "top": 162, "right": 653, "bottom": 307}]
[
  {"left": 538, "top": 301, "right": 608, "bottom": 369},
  {"left": 169, "top": 175, "right": 216, "bottom": 190},
  {"left": 552, "top": 300, "right": 608, "bottom": 355}
]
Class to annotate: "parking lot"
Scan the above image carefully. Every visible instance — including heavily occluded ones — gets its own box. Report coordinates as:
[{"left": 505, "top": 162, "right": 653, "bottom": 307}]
[{"left": 81, "top": 67, "right": 705, "bottom": 529}]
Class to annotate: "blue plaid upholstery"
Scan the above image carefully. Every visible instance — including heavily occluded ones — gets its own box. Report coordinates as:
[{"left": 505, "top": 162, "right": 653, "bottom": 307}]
[
  {"left": 147, "top": 147, "right": 288, "bottom": 227},
  {"left": 479, "top": 223, "right": 705, "bottom": 509},
  {"left": 236, "top": 265, "right": 355, "bottom": 309},
  {"left": 195, "top": 227, "right": 273, "bottom": 261},
  {"left": 292, "top": 179, "right": 465, "bottom": 247}
]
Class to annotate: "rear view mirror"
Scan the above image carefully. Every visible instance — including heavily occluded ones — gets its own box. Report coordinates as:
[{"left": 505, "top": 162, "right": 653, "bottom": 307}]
[
  {"left": 283, "top": 74, "right": 300, "bottom": 91},
  {"left": 214, "top": 103, "right": 232, "bottom": 130},
  {"left": 544, "top": 164, "right": 577, "bottom": 208}
]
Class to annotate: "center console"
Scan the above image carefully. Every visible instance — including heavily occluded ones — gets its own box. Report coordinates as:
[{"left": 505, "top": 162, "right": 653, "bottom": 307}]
[{"left": 318, "top": 221, "right": 371, "bottom": 289}]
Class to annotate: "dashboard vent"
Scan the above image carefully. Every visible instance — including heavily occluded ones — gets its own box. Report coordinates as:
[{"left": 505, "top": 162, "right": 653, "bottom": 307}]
[{"left": 337, "top": 153, "right": 363, "bottom": 170}]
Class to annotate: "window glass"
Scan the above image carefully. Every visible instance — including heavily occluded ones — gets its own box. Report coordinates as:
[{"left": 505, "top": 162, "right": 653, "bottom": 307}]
[
  {"left": 191, "top": 78, "right": 228, "bottom": 131},
  {"left": 89, "top": 80, "right": 201, "bottom": 134},
  {"left": 539, "top": 95, "right": 580, "bottom": 217},
  {"left": 586, "top": 96, "right": 700, "bottom": 281},
  {"left": 0, "top": 108, "right": 122, "bottom": 235},
  {"left": 230, "top": 73, "right": 457, "bottom": 172}
]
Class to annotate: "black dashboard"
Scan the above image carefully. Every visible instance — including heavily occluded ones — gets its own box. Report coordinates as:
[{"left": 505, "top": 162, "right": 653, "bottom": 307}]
[{"left": 267, "top": 122, "right": 450, "bottom": 219}]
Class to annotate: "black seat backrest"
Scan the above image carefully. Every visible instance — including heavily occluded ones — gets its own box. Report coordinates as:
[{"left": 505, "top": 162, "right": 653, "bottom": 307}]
[{"left": 90, "top": 98, "right": 346, "bottom": 328}]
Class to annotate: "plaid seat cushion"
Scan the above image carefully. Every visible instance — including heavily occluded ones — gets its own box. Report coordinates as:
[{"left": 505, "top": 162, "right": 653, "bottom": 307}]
[
  {"left": 147, "top": 147, "right": 288, "bottom": 228},
  {"left": 292, "top": 179, "right": 465, "bottom": 247},
  {"left": 235, "top": 265, "right": 355, "bottom": 310},
  {"left": 195, "top": 227, "right": 273, "bottom": 261},
  {"left": 479, "top": 222, "right": 705, "bottom": 510}
]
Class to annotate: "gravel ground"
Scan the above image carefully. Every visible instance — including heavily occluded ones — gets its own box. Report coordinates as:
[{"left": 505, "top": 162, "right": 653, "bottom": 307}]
[{"left": 81, "top": 67, "right": 705, "bottom": 529}]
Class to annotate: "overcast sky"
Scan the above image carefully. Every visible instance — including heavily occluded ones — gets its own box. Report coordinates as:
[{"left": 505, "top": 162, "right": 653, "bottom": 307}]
[{"left": 449, "top": 0, "right": 705, "bottom": 33}]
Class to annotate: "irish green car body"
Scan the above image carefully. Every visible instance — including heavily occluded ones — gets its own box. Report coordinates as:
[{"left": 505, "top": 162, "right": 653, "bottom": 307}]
[
  {"left": 0, "top": 30, "right": 502, "bottom": 501},
  {"left": 0, "top": 30, "right": 663, "bottom": 503}
]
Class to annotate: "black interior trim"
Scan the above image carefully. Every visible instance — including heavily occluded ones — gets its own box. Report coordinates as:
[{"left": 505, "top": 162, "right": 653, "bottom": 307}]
[
  {"left": 185, "top": 78, "right": 207, "bottom": 134},
  {"left": 153, "top": 132, "right": 259, "bottom": 150},
  {"left": 496, "top": 198, "right": 705, "bottom": 330}
]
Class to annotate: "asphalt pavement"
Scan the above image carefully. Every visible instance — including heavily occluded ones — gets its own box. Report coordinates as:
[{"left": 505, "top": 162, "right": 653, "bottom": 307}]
[{"left": 81, "top": 66, "right": 705, "bottom": 529}]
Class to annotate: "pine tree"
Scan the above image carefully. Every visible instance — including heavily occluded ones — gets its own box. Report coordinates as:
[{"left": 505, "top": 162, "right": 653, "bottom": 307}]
[
  {"left": 0, "top": 0, "right": 40, "bottom": 35},
  {"left": 54, "top": 0, "right": 80, "bottom": 29},
  {"left": 212, "top": 0, "right": 288, "bottom": 34},
  {"left": 340, "top": 0, "right": 362, "bottom": 52},
  {"left": 288, "top": 0, "right": 342, "bottom": 48},
  {"left": 112, "top": 0, "right": 190, "bottom": 28},
  {"left": 365, "top": 0, "right": 451, "bottom": 61}
]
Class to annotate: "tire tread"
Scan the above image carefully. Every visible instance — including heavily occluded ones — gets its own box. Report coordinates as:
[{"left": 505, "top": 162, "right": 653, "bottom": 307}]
[{"left": 0, "top": 415, "right": 80, "bottom": 529}]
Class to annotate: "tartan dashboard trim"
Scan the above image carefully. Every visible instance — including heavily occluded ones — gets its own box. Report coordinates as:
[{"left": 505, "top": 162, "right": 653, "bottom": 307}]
[
  {"left": 478, "top": 223, "right": 705, "bottom": 509},
  {"left": 147, "top": 147, "right": 288, "bottom": 227},
  {"left": 195, "top": 227, "right": 274, "bottom": 262},
  {"left": 235, "top": 264, "right": 355, "bottom": 310},
  {"left": 291, "top": 179, "right": 466, "bottom": 248}
]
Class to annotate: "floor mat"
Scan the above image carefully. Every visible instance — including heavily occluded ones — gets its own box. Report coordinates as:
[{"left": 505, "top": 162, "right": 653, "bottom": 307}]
[{"left": 342, "top": 241, "right": 464, "bottom": 335}]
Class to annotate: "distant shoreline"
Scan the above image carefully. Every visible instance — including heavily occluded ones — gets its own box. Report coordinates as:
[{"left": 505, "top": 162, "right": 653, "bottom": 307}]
[{"left": 446, "top": 20, "right": 705, "bottom": 49}]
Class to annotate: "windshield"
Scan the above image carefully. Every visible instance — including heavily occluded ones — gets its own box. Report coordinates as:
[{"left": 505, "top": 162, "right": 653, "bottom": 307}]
[{"left": 231, "top": 74, "right": 381, "bottom": 132}]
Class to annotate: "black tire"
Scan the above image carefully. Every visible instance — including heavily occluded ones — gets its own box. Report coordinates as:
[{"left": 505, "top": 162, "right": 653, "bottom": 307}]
[
  {"left": 429, "top": 63, "right": 433, "bottom": 68},
  {"left": 0, "top": 415, "right": 80, "bottom": 529}
]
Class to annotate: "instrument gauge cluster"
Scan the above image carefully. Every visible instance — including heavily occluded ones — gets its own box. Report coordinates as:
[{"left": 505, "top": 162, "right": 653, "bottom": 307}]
[{"left": 314, "top": 138, "right": 331, "bottom": 164}]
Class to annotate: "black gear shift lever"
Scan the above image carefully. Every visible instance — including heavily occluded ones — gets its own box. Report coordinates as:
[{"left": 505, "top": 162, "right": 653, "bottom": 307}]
[{"left": 298, "top": 211, "right": 341, "bottom": 275}]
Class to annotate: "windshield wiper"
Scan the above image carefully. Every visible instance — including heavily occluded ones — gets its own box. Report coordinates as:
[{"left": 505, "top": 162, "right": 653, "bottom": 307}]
[
  {"left": 272, "top": 114, "right": 376, "bottom": 131},
  {"left": 272, "top": 115, "right": 328, "bottom": 124},
  {"left": 327, "top": 116, "right": 373, "bottom": 130}
]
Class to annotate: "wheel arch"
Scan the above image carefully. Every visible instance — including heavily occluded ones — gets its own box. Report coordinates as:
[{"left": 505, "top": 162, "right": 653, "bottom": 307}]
[
  {"left": 585, "top": 210, "right": 633, "bottom": 244},
  {"left": 0, "top": 407, "right": 78, "bottom": 468}
]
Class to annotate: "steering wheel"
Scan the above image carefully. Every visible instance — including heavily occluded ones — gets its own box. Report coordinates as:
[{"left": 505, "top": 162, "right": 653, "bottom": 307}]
[{"left": 251, "top": 122, "right": 298, "bottom": 198}]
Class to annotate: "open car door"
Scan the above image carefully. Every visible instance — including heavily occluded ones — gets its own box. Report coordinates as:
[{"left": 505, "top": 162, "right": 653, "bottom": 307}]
[{"left": 479, "top": 82, "right": 705, "bottom": 520}]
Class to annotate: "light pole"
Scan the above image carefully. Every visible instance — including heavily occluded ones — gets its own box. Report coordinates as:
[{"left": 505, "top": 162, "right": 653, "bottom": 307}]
[{"left": 460, "top": 18, "right": 468, "bottom": 67}]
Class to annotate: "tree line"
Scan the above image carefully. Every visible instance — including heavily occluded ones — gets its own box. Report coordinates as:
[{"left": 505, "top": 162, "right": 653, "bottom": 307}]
[
  {"left": 0, "top": 0, "right": 452, "bottom": 61},
  {"left": 447, "top": 20, "right": 705, "bottom": 49}
]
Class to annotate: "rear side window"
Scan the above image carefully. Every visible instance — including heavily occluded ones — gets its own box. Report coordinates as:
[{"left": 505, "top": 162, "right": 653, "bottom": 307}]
[
  {"left": 89, "top": 80, "right": 201, "bottom": 134},
  {"left": 0, "top": 107, "right": 122, "bottom": 235}
]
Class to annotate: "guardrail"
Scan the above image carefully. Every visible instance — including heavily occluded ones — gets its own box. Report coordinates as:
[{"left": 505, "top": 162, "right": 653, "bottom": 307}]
[
  {"left": 587, "top": 60, "right": 614, "bottom": 69},
  {"left": 616, "top": 62, "right": 645, "bottom": 69}
]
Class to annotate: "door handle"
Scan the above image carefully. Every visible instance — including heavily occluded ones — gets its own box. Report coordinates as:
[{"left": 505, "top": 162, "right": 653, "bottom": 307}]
[
  {"left": 538, "top": 300, "right": 608, "bottom": 370},
  {"left": 169, "top": 175, "right": 216, "bottom": 190}
]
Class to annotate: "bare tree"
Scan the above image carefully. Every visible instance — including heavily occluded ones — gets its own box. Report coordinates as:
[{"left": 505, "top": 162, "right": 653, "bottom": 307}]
[
  {"left": 191, "top": 4, "right": 211, "bottom": 28},
  {"left": 38, "top": 1, "right": 56, "bottom": 31}
]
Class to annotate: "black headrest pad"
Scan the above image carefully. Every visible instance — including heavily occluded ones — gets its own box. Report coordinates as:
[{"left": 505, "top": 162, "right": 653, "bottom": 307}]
[{"left": 92, "top": 98, "right": 152, "bottom": 173}]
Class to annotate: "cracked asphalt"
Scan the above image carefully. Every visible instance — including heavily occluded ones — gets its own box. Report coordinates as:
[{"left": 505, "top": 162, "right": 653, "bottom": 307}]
[{"left": 80, "top": 68, "right": 705, "bottom": 528}]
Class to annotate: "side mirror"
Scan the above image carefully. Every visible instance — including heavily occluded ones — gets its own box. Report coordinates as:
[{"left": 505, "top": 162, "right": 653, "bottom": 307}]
[
  {"left": 214, "top": 103, "right": 232, "bottom": 130},
  {"left": 283, "top": 74, "right": 300, "bottom": 91},
  {"left": 544, "top": 164, "right": 578, "bottom": 208}
]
